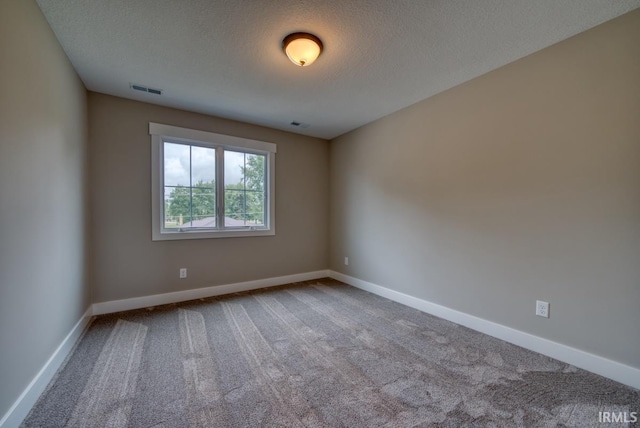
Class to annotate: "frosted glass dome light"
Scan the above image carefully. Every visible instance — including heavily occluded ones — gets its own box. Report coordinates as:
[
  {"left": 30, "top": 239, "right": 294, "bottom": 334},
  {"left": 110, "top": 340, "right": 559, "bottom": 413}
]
[{"left": 282, "top": 33, "right": 323, "bottom": 67}]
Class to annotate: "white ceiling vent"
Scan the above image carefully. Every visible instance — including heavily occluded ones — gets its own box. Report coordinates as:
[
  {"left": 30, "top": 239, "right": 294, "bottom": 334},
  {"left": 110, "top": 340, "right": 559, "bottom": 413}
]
[{"left": 130, "top": 83, "right": 162, "bottom": 95}]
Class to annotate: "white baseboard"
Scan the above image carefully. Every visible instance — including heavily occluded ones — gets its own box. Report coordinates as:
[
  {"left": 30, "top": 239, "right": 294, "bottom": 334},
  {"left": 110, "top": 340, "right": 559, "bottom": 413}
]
[
  {"left": 329, "top": 270, "right": 640, "bottom": 390},
  {"left": 0, "top": 307, "right": 93, "bottom": 428},
  {"left": 92, "top": 270, "right": 330, "bottom": 315}
]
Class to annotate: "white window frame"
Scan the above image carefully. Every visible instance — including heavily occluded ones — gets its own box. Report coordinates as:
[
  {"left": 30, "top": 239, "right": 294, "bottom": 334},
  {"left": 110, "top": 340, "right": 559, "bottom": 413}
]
[{"left": 150, "top": 123, "right": 276, "bottom": 240}]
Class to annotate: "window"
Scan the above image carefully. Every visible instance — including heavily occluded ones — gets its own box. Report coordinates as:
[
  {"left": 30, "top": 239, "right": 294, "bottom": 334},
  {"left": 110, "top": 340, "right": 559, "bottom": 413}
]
[{"left": 150, "top": 123, "right": 276, "bottom": 240}]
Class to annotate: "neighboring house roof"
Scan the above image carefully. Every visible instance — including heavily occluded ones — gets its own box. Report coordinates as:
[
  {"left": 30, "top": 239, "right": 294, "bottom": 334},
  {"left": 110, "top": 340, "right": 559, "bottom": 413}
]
[{"left": 180, "top": 217, "right": 259, "bottom": 228}]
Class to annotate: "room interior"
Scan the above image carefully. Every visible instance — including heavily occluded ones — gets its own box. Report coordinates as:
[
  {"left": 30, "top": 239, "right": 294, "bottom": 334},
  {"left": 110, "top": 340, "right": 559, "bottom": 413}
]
[{"left": 1, "top": 0, "right": 639, "bottom": 426}]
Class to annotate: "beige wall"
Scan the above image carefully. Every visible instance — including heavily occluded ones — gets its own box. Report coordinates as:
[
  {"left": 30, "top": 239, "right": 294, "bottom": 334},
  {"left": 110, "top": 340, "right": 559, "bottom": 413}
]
[
  {"left": 89, "top": 93, "right": 329, "bottom": 303},
  {"left": 330, "top": 10, "right": 640, "bottom": 368},
  {"left": 0, "top": 0, "right": 89, "bottom": 417}
]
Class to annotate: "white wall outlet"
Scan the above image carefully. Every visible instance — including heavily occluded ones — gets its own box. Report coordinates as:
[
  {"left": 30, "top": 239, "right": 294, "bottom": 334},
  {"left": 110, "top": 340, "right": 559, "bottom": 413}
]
[
  {"left": 179, "top": 268, "right": 187, "bottom": 279},
  {"left": 344, "top": 257, "right": 349, "bottom": 266},
  {"left": 536, "top": 300, "right": 549, "bottom": 318}
]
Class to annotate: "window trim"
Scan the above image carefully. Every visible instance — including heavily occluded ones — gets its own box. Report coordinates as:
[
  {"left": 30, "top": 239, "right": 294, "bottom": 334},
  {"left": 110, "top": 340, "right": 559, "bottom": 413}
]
[{"left": 150, "top": 123, "right": 276, "bottom": 241}]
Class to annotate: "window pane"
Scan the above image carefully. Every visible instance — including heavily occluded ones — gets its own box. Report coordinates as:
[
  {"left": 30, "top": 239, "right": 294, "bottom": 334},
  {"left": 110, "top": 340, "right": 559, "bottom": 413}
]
[
  {"left": 245, "top": 154, "right": 266, "bottom": 225},
  {"left": 245, "top": 154, "right": 265, "bottom": 191},
  {"left": 225, "top": 150, "right": 244, "bottom": 227},
  {"left": 164, "top": 185, "right": 192, "bottom": 228},
  {"left": 163, "top": 142, "right": 190, "bottom": 186},
  {"left": 223, "top": 151, "right": 266, "bottom": 227},
  {"left": 190, "top": 145, "right": 216, "bottom": 228},
  {"left": 163, "top": 143, "right": 217, "bottom": 229},
  {"left": 224, "top": 150, "right": 244, "bottom": 187},
  {"left": 246, "top": 191, "right": 265, "bottom": 226},
  {"left": 224, "top": 187, "right": 246, "bottom": 227},
  {"left": 190, "top": 184, "right": 216, "bottom": 228},
  {"left": 191, "top": 146, "right": 216, "bottom": 184}
]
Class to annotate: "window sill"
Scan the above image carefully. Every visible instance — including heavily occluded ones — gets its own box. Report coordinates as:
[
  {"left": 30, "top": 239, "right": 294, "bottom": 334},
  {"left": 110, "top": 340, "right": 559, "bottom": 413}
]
[{"left": 152, "top": 228, "right": 275, "bottom": 241}]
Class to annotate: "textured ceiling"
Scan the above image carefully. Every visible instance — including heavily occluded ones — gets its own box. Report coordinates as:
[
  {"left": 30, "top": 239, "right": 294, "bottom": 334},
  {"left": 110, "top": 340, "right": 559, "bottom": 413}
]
[{"left": 36, "top": 0, "right": 640, "bottom": 140}]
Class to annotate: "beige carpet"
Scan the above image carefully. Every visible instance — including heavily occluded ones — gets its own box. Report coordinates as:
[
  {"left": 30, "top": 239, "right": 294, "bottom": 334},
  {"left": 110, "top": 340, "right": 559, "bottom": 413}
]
[{"left": 23, "top": 278, "right": 639, "bottom": 427}]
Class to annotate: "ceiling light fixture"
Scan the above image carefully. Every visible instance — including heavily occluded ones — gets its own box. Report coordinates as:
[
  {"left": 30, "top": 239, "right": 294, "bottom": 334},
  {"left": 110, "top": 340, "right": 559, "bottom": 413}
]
[{"left": 282, "top": 32, "right": 323, "bottom": 67}]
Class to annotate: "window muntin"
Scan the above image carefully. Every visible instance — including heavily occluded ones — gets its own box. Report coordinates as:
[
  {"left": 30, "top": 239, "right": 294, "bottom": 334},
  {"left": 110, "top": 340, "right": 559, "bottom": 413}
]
[{"left": 150, "top": 123, "right": 275, "bottom": 240}]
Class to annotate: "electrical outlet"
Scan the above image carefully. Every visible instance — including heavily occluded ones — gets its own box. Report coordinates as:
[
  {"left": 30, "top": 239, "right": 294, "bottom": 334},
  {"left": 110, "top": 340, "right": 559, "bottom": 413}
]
[
  {"left": 179, "top": 268, "right": 187, "bottom": 279},
  {"left": 344, "top": 257, "right": 349, "bottom": 266},
  {"left": 536, "top": 300, "right": 549, "bottom": 318}
]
